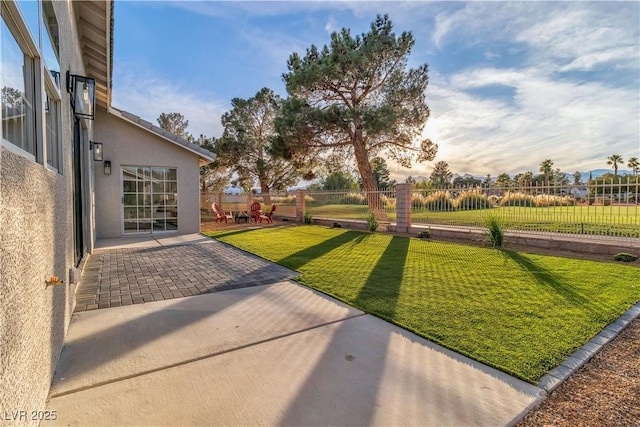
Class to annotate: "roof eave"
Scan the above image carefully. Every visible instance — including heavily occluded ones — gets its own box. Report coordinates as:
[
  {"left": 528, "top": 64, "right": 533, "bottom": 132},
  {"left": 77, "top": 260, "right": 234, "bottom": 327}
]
[{"left": 107, "top": 107, "right": 217, "bottom": 165}]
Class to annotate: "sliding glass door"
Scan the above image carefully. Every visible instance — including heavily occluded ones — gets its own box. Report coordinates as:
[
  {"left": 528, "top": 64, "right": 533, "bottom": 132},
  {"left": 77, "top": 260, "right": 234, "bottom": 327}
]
[{"left": 122, "top": 166, "right": 178, "bottom": 234}]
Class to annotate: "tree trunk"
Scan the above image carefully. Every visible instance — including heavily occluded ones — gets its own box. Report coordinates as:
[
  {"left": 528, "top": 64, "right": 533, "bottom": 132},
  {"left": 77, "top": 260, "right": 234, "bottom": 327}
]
[
  {"left": 259, "top": 179, "right": 272, "bottom": 205},
  {"left": 352, "top": 136, "right": 388, "bottom": 221}
]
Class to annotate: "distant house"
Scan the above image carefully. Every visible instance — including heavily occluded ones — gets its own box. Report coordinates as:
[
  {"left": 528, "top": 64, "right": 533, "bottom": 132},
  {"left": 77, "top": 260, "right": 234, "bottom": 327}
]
[{"left": 0, "top": 0, "right": 214, "bottom": 417}]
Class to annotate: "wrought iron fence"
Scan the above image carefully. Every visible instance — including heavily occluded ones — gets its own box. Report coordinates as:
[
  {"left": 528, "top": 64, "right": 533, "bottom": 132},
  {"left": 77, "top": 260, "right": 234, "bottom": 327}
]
[
  {"left": 201, "top": 179, "right": 639, "bottom": 240},
  {"left": 200, "top": 191, "right": 297, "bottom": 219},
  {"left": 411, "top": 181, "right": 639, "bottom": 239},
  {"left": 305, "top": 189, "right": 397, "bottom": 222}
]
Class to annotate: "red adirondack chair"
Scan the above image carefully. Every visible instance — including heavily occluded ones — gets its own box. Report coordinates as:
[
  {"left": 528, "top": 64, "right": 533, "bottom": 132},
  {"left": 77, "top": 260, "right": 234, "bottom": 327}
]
[
  {"left": 259, "top": 204, "right": 276, "bottom": 224},
  {"left": 250, "top": 202, "right": 262, "bottom": 223},
  {"left": 212, "top": 203, "right": 233, "bottom": 223}
]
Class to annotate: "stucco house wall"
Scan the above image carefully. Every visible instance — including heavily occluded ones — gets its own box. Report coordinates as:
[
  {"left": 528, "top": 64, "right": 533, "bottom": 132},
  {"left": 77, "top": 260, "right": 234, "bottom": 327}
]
[
  {"left": 0, "top": 0, "right": 95, "bottom": 422},
  {"left": 93, "top": 107, "right": 203, "bottom": 238}
]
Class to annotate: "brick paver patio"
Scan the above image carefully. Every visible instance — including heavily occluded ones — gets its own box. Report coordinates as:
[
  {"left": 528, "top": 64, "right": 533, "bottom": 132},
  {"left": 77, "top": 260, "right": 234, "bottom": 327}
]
[{"left": 74, "top": 239, "right": 297, "bottom": 312}]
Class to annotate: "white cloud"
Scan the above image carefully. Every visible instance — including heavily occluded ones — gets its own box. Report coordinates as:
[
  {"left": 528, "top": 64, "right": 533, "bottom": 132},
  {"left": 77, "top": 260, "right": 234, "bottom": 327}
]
[
  {"left": 325, "top": 15, "right": 338, "bottom": 34},
  {"left": 412, "top": 66, "right": 640, "bottom": 177},
  {"left": 112, "top": 66, "right": 227, "bottom": 138},
  {"left": 113, "top": 1, "right": 640, "bottom": 180},
  {"left": 431, "top": 2, "right": 545, "bottom": 50},
  {"left": 516, "top": 5, "right": 640, "bottom": 72}
]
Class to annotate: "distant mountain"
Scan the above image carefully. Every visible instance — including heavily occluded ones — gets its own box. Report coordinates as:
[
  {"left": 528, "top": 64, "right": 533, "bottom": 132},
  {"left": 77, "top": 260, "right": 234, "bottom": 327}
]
[{"left": 578, "top": 169, "right": 632, "bottom": 183}]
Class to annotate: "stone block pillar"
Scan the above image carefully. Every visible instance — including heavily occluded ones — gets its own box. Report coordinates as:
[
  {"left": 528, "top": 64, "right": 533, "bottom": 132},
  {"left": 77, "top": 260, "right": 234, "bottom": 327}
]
[{"left": 395, "top": 183, "right": 412, "bottom": 233}]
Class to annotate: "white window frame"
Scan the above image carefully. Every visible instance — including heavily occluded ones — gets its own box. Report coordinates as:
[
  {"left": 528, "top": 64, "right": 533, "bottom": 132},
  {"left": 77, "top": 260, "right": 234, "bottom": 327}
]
[
  {"left": 44, "top": 70, "right": 61, "bottom": 173},
  {"left": 1, "top": 0, "right": 57, "bottom": 170}
]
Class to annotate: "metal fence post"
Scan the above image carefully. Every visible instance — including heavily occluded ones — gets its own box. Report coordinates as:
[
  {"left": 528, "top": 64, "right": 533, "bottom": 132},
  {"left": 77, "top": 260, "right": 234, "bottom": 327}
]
[{"left": 396, "top": 183, "right": 412, "bottom": 233}]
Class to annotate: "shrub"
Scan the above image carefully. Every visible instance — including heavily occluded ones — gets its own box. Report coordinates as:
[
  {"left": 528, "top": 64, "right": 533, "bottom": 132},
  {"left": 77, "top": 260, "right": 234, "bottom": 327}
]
[
  {"left": 456, "top": 190, "right": 491, "bottom": 210},
  {"left": 339, "top": 192, "right": 367, "bottom": 205},
  {"left": 534, "top": 194, "right": 575, "bottom": 207},
  {"left": 411, "top": 195, "right": 425, "bottom": 210},
  {"left": 366, "top": 212, "right": 378, "bottom": 232},
  {"left": 500, "top": 192, "right": 536, "bottom": 207},
  {"left": 488, "top": 195, "right": 501, "bottom": 206},
  {"left": 587, "top": 196, "right": 612, "bottom": 206},
  {"left": 484, "top": 215, "right": 505, "bottom": 247},
  {"left": 271, "top": 195, "right": 296, "bottom": 204},
  {"left": 535, "top": 195, "right": 562, "bottom": 207},
  {"left": 424, "top": 191, "right": 455, "bottom": 211},
  {"left": 380, "top": 194, "right": 396, "bottom": 210},
  {"left": 417, "top": 230, "right": 431, "bottom": 239},
  {"left": 303, "top": 211, "right": 313, "bottom": 225},
  {"left": 614, "top": 252, "right": 638, "bottom": 262}
]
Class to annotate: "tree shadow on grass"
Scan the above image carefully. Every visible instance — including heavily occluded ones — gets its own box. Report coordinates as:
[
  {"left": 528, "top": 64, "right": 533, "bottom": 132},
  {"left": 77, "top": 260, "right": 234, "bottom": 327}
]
[
  {"left": 502, "top": 250, "right": 608, "bottom": 315},
  {"left": 355, "top": 236, "right": 410, "bottom": 322},
  {"left": 277, "top": 230, "right": 366, "bottom": 271},
  {"left": 280, "top": 235, "right": 410, "bottom": 426},
  {"left": 202, "top": 228, "right": 258, "bottom": 240}
]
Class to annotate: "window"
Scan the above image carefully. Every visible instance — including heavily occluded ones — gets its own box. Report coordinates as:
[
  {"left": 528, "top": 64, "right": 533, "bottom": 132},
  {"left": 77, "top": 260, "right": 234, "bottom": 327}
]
[
  {"left": 15, "top": 0, "right": 40, "bottom": 46},
  {"left": 123, "top": 167, "right": 179, "bottom": 234},
  {"left": 1, "top": 1, "right": 61, "bottom": 170},
  {"left": 44, "top": 85, "right": 60, "bottom": 170},
  {"left": 41, "top": 0, "right": 60, "bottom": 81},
  {"left": 1, "top": 11, "right": 36, "bottom": 156}
]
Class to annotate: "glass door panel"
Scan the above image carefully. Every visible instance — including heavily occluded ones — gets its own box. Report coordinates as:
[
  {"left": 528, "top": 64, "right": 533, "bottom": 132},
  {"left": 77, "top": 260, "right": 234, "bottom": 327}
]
[{"left": 122, "top": 166, "right": 178, "bottom": 234}]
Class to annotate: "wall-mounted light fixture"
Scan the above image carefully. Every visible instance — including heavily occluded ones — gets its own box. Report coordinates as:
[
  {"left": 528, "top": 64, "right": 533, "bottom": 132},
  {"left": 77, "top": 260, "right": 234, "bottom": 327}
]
[
  {"left": 90, "top": 141, "right": 103, "bottom": 161},
  {"left": 66, "top": 71, "right": 96, "bottom": 120},
  {"left": 104, "top": 160, "right": 112, "bottom": 175}
]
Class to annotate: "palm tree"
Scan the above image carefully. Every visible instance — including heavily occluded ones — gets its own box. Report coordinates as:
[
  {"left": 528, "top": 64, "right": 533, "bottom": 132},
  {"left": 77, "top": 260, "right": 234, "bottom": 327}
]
[
  {"left": 539, "top": 159, "right": 554, "bottom": 186},
  {"left": 607, "top": 154, "right": 624, "bottom": 176},
  {"left": 628, "top": 157, "right": 639, "bottom": 175},
  {"left": 484, "top": 173, "right": 491, "bottom": 188}
]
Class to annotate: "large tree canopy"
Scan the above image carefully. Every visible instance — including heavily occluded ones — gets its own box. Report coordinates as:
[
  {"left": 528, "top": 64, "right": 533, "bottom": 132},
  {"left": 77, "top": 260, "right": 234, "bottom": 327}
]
[
  {"left": 274, "top": 14, "right": 437, "bottom": 219},
  {"left": 195, "top": 135, "right": 231, "bottom": 193},
  {"left": 157, "top": 112, "right": 191, "bottom": 140},
  {"left": 216, "top": 87, "right": 300, "bottom": 199},
  {"left": 157, "top": 113, "right": 231, "bottom": 193},
  {"left": 430, "top": 161, "right": 452, "bottom": 188}
]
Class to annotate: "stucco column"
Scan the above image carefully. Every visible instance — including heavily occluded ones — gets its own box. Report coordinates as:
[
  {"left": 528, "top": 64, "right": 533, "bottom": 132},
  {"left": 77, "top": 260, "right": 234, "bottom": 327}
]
[
  {"left": 395, "top": 183, "right": 412, "bottom": 233},
  {"left": 296, "top": 189, "right": 306, "bottom": 223}
]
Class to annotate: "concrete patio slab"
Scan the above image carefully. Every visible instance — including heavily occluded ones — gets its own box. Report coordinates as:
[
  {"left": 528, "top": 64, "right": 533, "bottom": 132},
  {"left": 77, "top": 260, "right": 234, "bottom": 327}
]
[
  {"left": 46, "top": 282, "right": 543, "bottom": 426},
  {"left": 94, "top": 233, "right": 212, "bottom": 250},
  {"left": 51, "top": 281, "right": 362, "bottom": 397}
]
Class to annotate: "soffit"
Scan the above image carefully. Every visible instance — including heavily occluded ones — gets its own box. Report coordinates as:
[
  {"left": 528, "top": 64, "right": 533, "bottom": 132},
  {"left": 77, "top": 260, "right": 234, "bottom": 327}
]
[{"left": 74, "top": 0, "right": 112, "bottom": 109}]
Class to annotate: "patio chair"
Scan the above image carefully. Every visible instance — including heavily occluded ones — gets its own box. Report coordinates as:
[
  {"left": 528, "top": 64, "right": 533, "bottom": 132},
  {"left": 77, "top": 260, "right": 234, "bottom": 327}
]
[
  {"left": 250, "top": 202, "right": 262, "bottom": 223},
  {"left": 259, "top": 204, "right": 276, "bottom": 224},
  {"left": 212, "top": 203, "right": 233, "bottom": 223}
]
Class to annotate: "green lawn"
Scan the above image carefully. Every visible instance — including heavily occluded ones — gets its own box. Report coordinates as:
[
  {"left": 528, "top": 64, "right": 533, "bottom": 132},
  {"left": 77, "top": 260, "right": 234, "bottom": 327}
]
[
  {"left": 307, "top": 204, "right": 640, "bottom": 237},
  {"left": 204, "top": 225, "right": 640, "bottom": 383}
]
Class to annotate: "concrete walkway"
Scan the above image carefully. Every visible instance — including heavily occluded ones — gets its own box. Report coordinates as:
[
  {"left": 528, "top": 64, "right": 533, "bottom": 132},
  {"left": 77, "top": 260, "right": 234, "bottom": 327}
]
[{"left": 46, "top": 279, "right": 543, "bottom": 426}]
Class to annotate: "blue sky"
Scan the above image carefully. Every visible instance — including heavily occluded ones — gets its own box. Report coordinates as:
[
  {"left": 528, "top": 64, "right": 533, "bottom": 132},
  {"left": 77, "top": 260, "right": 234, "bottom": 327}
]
[{"left": 111, "top": 1, "right": 640, "bottom": 180}]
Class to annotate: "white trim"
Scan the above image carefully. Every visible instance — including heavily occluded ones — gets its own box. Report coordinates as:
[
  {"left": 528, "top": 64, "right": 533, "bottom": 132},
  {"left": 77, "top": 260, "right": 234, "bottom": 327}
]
[
  {"left": 1, "top": 1, "right": 39, "bottom": 58},
  {"left": 1, "top": 138, "right": 37, "bottom": 161}
]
